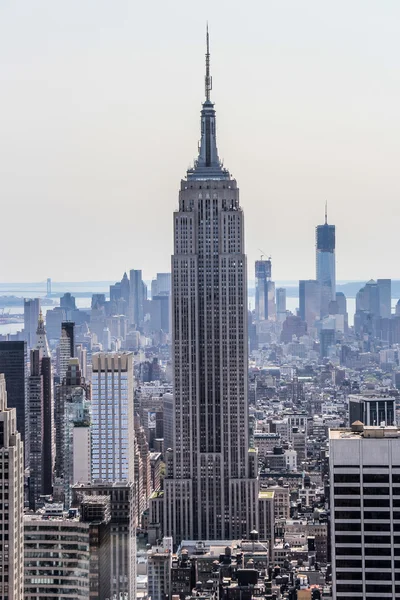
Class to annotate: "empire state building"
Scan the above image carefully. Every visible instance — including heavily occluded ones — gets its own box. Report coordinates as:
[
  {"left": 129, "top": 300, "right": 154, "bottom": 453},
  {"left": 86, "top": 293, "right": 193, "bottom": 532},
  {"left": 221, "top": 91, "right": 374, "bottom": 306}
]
[{"left": 164, "top": 32, "right": 258, "bottom": 543}]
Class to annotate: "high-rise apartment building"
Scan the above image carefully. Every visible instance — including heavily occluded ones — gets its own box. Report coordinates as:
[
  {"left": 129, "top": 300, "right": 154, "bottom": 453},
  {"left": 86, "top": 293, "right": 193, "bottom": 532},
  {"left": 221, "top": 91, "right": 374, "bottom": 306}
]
[
  {"left": 24, "top": 298, "right": 40, "bottom": 348},
  {"left": 91, "top": 352, "right": 135, "bottom": 483},
  {"left": 0, "top": 373, "right": 24, "bottom": 600},
  {"left": 330, "top": 423, "right": 400, "bottom": 599},
  {"left": 164, "top": 33, "right": 258, "bottom": 544},
  {"left": 0, "top": 341, "right": 28, "bottom": 449},
  {"left": 316, "top": 207, "right": 336, "bottom": 318}
]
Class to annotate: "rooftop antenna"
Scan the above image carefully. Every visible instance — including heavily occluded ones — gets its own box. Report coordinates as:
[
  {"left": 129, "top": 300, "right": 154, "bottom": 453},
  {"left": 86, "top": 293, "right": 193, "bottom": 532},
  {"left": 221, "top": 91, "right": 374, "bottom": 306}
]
[
  {"left": 205, "top": 23, "right": 212, "bottom": 101},
  {"left": 325, "top": 201, "right": 328, "bottom": 224}
]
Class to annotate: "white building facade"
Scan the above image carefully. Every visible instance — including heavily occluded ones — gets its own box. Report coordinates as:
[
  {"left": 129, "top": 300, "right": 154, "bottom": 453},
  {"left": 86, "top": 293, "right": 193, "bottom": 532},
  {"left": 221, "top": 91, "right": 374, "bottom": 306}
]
[{"left": 91, "top": 352, "right": 134, "bottom": 483}]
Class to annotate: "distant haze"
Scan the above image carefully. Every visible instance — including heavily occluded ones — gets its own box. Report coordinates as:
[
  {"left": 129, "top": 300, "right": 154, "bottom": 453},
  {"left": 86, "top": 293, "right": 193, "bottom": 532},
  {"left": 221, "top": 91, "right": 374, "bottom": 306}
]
[{"left": 1, "top": 1, "right": 400, "bottom": 282}]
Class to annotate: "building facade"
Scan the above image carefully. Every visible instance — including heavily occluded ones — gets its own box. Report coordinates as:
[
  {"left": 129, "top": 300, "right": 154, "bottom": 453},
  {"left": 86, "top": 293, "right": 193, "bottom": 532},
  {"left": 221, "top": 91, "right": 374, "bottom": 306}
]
[
  {"left": 24, "top": 298, "right": 40, "bottom": 349},
  {"left": 330, "top": 423, "right": 400, "bottom": 599},
  {"left": 299, "top": 280, "right": 320, "bottom": 328},
  {"left": 0, "top": 341, "right": 28, "bottom": 453},
  {"left": 0, "top": 374, "right": 24, "bottom": 600},
  {"left": 91, "top": 352, "right": 135, "bottom": 483},
  {"left": 377, "top": 278, "right": 391, "bottom": 319},
  {"left": 58, "top": 321, "right": 75, "bottom": 381},
  {"left": 27, "top": 349, "right": 44, "bottom": 509},
  {"left": 24, "top": 511, "right": 90, "bottom": 600},
  {"left": 255, "top": 259, "right": 271, "bottom": 322},
  {"left": 72, "top": 481, "right": 136, "bottom": 600},
  {"left": 129, "top": 269, "right": 147, "bottom": 327},
  {"left": 164, "top": 33, "right": 258, "bottom": 544}
]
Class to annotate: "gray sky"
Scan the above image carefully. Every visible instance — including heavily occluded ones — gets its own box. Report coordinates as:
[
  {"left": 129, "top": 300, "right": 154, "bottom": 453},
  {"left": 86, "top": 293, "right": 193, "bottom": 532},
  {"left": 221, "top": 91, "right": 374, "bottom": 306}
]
[{"left": 1, "top": 1, "right": 400, "bottom": 283}]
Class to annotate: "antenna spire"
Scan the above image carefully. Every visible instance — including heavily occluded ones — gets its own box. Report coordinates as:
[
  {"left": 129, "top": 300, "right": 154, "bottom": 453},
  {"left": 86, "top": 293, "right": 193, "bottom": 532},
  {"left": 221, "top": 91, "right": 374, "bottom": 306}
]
[
  {"left": 325, "top": 201, "right": 328, "bottom": 224},
  {"left": 205, "top": 23, "right": 212, "bottom": 101}
]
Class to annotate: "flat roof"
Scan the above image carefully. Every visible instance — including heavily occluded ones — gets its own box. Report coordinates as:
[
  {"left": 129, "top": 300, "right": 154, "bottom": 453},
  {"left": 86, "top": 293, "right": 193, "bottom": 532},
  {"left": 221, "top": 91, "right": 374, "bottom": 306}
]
[{"left": 259, "top": 491, "right": 274, "bottom": 499}]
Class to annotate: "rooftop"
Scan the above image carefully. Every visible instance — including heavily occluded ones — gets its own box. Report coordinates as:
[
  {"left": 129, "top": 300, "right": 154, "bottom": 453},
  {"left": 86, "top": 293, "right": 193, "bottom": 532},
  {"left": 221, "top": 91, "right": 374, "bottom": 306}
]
[
  {"left": 259, "top": 491, "right": 275, "bottom": 499},
  {"left": 330, "top": 425, "right": 400, "bottom": 440}
]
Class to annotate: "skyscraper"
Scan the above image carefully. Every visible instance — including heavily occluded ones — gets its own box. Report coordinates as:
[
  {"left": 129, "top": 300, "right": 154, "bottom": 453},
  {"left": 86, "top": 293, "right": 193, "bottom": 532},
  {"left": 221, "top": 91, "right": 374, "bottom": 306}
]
[
  {"left": 164, "top": 31, "right": 258, "bottom": 544},
  {"left": 330, "top": 422, "right": 400, "bottom": 599},
  {"left": 129, "top": 269, "right": 147, "bottom": 327},
  {"left": 255, "top": 259, "right": 271, "bottom": 321},
  {"left": 24, "top": 298, "right": 40, "bottom": 348},
  {"left": 54, "top": 358, "right": 90, "bottom": 505},
  {"left": 91, "top": 352, "right": 135, "bottom": 483},
  {"left": 72, "top": 481, "right": 136, "bottom": 600},
  {"left": 36, "top": 311, "right": 54, "bottom": 496},
  {"left": 299, "top": 279, "right": 320, "bottom": 328},
  {"left": 62, "top": 362, "right": 91, "bottom": 509},
  {"left": 151, "top": 272, "right": 172, "bottom": 297},
  {"left": 276, "top": 287, "right": 286, "bottom": 317},
  {"left": 27, "top": 349, "right": 44, "bottom": 509},
  {"left": 0, "top": 373, "right": 24, "bottom": 600},
  {"left": 58, "top": 321, "right": 75, "bottom": 381},
  {"left": 316, "top": 205, "right": 336, "bottom": 318},
  {"left": 377, "top": 278, "right": 391, "bottom": 318},
  {"left": 0, "top": 341, "right": 28, "bottom": 449}
]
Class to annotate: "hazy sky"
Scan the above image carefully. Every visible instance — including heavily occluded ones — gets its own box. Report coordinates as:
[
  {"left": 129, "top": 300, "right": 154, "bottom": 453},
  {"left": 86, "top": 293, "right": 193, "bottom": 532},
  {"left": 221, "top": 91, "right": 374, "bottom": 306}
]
[{"left": 1, "top": 1, "right": 400, "bottom": 283}]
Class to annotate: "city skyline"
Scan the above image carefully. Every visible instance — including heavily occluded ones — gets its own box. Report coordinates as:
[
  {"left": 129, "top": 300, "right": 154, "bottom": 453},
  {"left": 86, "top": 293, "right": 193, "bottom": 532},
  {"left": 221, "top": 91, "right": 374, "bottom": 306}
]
[
  {"left": 4, "top": 8, "right": 400, "bottom": 597},
  {"left": 2, "top": 2, "right": 400, "bottom": 281}
]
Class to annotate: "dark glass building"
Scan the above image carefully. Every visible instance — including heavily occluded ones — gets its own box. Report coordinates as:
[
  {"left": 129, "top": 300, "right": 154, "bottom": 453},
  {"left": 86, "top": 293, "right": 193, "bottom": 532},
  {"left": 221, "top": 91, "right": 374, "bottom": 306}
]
[{"left": 0, "top": 341, "right": 28, "bottom": 447}]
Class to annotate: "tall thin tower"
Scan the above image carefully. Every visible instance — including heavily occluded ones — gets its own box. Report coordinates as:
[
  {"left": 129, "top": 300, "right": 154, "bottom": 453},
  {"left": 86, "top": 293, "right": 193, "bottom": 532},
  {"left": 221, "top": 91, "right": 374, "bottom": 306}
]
[
  {"left": 316, "top": 203, "right": 336, "bottom": 318},
  {"left": 164, "top": 30, "right": 258, "bottom": 544}
]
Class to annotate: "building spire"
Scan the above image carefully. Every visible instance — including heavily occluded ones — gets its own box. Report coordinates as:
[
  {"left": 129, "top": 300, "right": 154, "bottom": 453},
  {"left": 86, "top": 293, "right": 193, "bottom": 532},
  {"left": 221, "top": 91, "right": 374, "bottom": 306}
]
[
  {"left": 36, "top": 309, "right": 50, "bottom": 358},
  {"left": 325, "top": 201, "right": 328, "bottom": 224},
  {"left": 205, "top": 23, "right": 212, "bottom": 102},
  {"left": 186, "top": 28, "right": 229, "bottom": 180},
  {"left": 37, "top": 308, "right": 44, "bottom": 331}
]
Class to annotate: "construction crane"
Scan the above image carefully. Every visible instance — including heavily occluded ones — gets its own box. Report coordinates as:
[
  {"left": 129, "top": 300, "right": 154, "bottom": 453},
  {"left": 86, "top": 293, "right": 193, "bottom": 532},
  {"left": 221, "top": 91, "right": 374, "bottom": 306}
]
[{"left": 258, "top": 248, "right": 271, "bottom": 262}]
